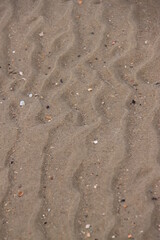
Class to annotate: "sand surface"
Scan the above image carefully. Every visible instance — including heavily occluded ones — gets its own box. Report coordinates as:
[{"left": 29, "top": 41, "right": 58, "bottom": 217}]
[{"left": 0, "top": 0, "right": 160, "bottom": 239}]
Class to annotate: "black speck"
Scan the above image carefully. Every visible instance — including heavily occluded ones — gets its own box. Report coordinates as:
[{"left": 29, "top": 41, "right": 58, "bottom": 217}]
[
  {"left": 44, "top": 221, "right": 47, "bottom": 225},
  {"left": 152, "top": 197, "right": 158, "bottom": 201},
  {"left": 91, "top": 32, "right": 94, "bottom": 35},
  {"left": 60, "top": 79, "right": 63, "bottom": 83},
  {"left": 155, "top": 82, "right": 160, "bottom": 86},
  {"left": 131, "top": 99, "right": 136, "bottom": 105},
  {"left": 104, "top": 44, "right": 107, "bottom": 48},
  {"left": 48, "top": 67, "right": 51, "bottom": 69},
  {"left": 120, "top": 198, "right": 125, "bottom": 202},
  {"left": 46, "top": 105, "right": 50, "bottom": 109},
  {"left": 10, "top": 161, "right": 14, "bottom": 164},
  {"left": 77, "top": 55, "right": 81, "bottom": 58}
]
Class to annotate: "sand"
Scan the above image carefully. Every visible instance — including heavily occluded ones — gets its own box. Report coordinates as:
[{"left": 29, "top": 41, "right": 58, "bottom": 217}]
[{"left": 0, "top": 0, "right": 160, "bottom": 239}]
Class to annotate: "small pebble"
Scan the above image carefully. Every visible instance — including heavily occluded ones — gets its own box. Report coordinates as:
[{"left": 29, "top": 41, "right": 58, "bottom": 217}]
[
  {"left": 20, "top": 100, "right": 25, "bottom": 107},
  {"left": 45, "top": 115, "right": 52, "bottom": 122},
  {"left": 29, "top": 93, "right": 32, "bottom": 98},
  {"left": 128, "top": 234, "right": 133, "bottom": 239},
  {"left": 19, "top": 71, "right": 23, "bottom": 76},
  {"left": 39, "top": 32, "right": 44, "bottom": 37},
  {"left": 86, "top": 232, "right": 91, "bottom": 238},
  {"left": 88, "top": 88, "right": 93, "bottom": 92},
  {"left": 93, "top": 140, "right": 98, "bottom": 144},
  {"left": 145, "top": 40, "right": 148, "bottom": 44},
  {"left": 85, "top": 224, "right": 91, "bottom": 229}
]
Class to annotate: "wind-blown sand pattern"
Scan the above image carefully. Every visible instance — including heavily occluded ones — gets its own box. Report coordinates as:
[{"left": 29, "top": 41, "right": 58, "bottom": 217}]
[{"left": 0, "top": 0, "right": 160, "bottom": 239}]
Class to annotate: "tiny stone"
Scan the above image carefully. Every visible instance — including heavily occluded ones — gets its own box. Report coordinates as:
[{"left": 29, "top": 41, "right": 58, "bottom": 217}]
[
  {"left": 85, "top": 224, "right": 91, "bottom": 229},
  {"left": 93, "top": 140, "right": 98, "bottom": 144},
  {"left": 145, "top": 40, "right": 148, "bottom": 44},
  {"left": 19, "top": 71, "right": 23, "bottom": 76},
  {"left": 29, "top": 93, "right": 32, "bottom": 98},
  {"left": 39, "top": 32, "right": 44, "bottom": 37},
  {"left": 20, "top": 100, "right": 25, "bottom": 107},
  {"left": 86, "top": 232, "right": 91, "bottom": 238},
  {"left": 88, "top": 88, "right": 93, "bottom": 92},
  {"left": 12, "top": 50, "right": 15, "bottom": 53},
  {"left": 112, "top": 236, "right": 116, "bottom": 239}
]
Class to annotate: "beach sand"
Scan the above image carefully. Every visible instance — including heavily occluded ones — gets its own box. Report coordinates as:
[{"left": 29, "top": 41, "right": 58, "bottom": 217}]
[{"left": 0, "top": 0, "right": 160, "bottom": 239}]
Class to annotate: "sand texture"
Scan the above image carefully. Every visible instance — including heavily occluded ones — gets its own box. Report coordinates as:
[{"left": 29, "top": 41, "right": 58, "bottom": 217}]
[{"left": 0, "top": 0, "right": 160, "bottom": 239}]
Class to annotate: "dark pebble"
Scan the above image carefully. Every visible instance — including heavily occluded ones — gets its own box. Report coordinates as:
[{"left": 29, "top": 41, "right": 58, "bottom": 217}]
[
  {"left": 131, "top": 99, "right": 136, "bottom": 105},
  {"left": 152, "top": 197, "right": 158, "bottom": 201}
]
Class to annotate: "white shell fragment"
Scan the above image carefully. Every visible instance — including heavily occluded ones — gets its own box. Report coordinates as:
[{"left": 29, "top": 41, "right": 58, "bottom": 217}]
[
  {"left": 39, "top": 32, "right": 44, "bottom": 37},
  {"left": 93, "top": 140, "right": 98, "bottom": 144},
  {"left": 20, "top": 100, "right": 25, "bottom": 107},
  {"left": 85, "top": 224, "right": 91, "bottom": 229},
  {"left": 19, "top": 71, "right": 23, "bottom": 76}
]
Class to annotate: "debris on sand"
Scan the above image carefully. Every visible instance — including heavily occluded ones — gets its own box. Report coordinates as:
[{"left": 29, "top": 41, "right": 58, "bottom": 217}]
[
  {"left": 128, "top": 234, "right": 133, "bottom": 239},
  {"left": 85, "top": 224, "right": 91, "bottom": 229},
  {"left": 39, "top": 32, "right": 44, "bottom": 37},
  {"left": 20, "top": 100, "right": 25, "bottom": 107},
  {"left": 18, "top": 191, "right": 24, "bottom": 197},
  {"left": 45, "top": 115, "right": 52, "bottom": 122},
  {"left": 78, "top": 0, "right": 83, "bottom": 5},
  {"left": 88, "top": 88, "right": 93, "bottom": 92}
]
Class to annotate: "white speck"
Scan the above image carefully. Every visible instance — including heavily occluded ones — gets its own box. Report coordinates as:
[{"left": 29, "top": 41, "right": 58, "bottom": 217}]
[
  {"left": 85, "top": 224, "right": 91, "bottom": 229},
  {"left": 55, "top": 82, "right": 58, "bottom": 86},
  {"left": 48, "top": 208, "right": 51, "bottom": 212},
  {"left": 29, "top": 93, "right": 32, "bottom": 98},
  {"left": 19, "top": 71, "right": 23, "bottom": 76},
  {"left": 94, "top": 184, "right": 98, "bottom": 189},
  {"left": 39, "top": 32, "right": 44, "bottom": 37},
  {"left": 22, "top": 77, "right": 26, "bottom": 81},
  {"left": 20, "top": 100, "right": 25, "bottom": 107},
  {"left": 88, "top": 88, "right": 93, "bottom": 92},
  {"left": 12, "top": 50, "right": 15, "bottom": 53},
  {"left": 112, "top": 235, "right": 116, "bottom": 239},
  {"left": 145, "top": 40, "right": 148, "bottom": 44},
  {"left": 124, "top": 65, "right": 127, "bottom": 69},
  {"left": 76, "top": 92, "right": 79, "bottom": 96},
  {"left": 93, "top": 140, "right": 98, "bottom": 144}
]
